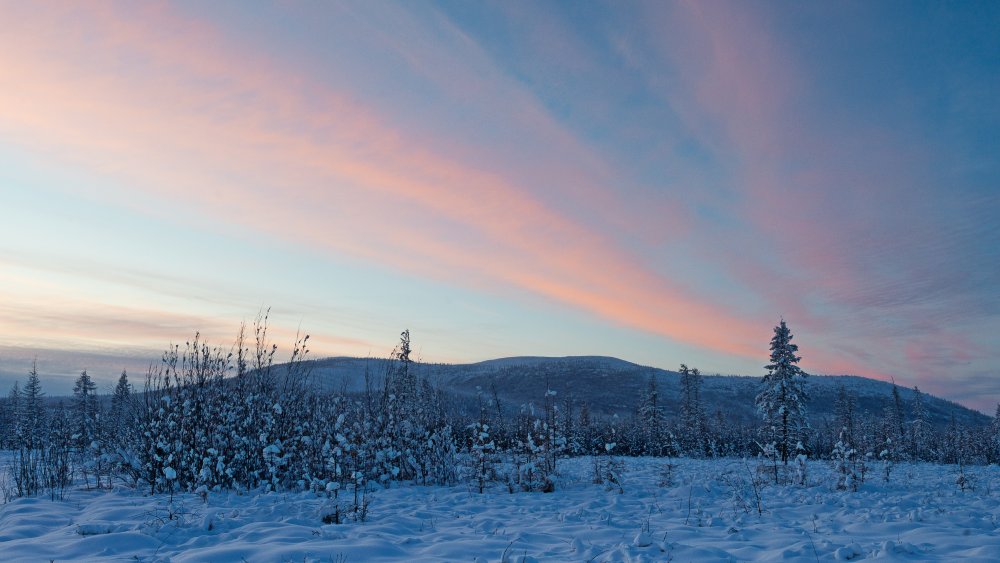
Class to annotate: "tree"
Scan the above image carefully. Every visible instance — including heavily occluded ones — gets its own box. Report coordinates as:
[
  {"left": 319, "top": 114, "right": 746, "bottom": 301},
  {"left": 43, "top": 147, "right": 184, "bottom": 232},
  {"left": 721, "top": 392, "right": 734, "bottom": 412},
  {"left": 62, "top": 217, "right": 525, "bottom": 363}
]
[
  {"left": 110, "top": 370, "right": 132, "bottom": 419},
  {"left": 679, "top": 364, "right": 705, "bottom": 456},
  {"left": 469, "top": 390, "right": 498, "bottom": 493},
  {"left": 577, "top": 401, "right": 594, "bottom": 455},
  {"left": 42, "top": 401, "right": 72, "bottom": 500},
  {"left": 22, "top": 361, "right": 45, "bottom": 450},
  {"left": 887, "top": 382, "right": 906, "bottom": 459},
  {"left": 13, "top": 362, "right": 46, "bottom": 497},
  {"left": 908, "top": 386, "right": 930, "bottom": 461},
  {"left": 755, "top": 319, "right": 808, "bottom": 464},
  {"left": 72, "top": 370, "right": 101, "bottom": 488},
  {"left": 944, "top": 414, "right": 960, "bottom": 464},
  {"left": 72, "top": 370, "right": 99, "bottom": 450},
  {"left": 637, "top": 373, "right": 662, "bottom": 456},
  {"left": 833, "top": 383, "right": 856, "bottom": 447},
  {"left": 5, "top": 381, "right": 21, "bottom": 449},
  {"left": 107, "top": 370, "right": 140, "bottom": 485},
  {"left": 878, "top": 401, "right": 899, "bottom": 468},
  {"left": 991, "top": 403, "right": 1000, "bottom": 464}
]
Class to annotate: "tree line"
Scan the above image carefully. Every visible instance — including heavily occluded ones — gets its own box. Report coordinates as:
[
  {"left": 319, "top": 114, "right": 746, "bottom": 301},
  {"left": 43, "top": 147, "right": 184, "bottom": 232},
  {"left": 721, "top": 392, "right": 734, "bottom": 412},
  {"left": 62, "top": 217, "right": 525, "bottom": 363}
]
[{"left": 1, "top": 316, "right": 997, "bottom": 503}]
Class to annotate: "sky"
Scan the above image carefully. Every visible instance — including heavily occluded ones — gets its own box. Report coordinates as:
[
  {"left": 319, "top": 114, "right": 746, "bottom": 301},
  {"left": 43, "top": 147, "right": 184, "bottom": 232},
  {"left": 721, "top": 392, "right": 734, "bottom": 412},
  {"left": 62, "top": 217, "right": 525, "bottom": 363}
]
[{"left": 0, "top": 1, "right": 998, "bottom": 412}]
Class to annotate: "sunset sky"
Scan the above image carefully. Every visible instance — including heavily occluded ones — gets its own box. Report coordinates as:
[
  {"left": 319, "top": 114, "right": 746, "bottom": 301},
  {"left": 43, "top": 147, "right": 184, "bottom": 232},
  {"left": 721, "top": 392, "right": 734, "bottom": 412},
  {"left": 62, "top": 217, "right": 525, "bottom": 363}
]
[{"left": 1, "top": 1, "right": 997, "bottom": 411}]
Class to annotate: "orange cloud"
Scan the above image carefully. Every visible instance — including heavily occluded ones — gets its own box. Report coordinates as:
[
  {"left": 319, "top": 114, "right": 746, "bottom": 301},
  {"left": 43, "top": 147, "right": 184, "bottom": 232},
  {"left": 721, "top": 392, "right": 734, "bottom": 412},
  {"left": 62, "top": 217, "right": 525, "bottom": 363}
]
[
  {"left": 0, "top": 2, "right": 768, "bottom": 364},
  {"left": 632, "top": 1, "right": 990, "bottom": 393}
]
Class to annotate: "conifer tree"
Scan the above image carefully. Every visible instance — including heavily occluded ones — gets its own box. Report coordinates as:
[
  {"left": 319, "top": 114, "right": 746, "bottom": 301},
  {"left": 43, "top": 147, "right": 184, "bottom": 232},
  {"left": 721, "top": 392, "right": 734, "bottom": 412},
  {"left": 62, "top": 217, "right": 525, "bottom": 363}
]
[
  {"left": 577, "top": 402, "right": 594, "bottom": 455},
  {"left": 107, "top": 370, "right": 139, "bottom": 484},
  {"left": 13, "top": 362, "right": 46, "bottom": 496},
  {"left": 110, "top": 370, "right": 132, "bottom": 419},
  {"left": 561, "top": 395, "right": 576, "bottom": 456},
  {"left": 637, "top": 373, "right": 662, "bottom": 456},
  {"left": 879, "top": 400, "right": 900, "bottom": 466},
  {"left": 6, "top": 381, "right": 21, "bottom": 449},
  {"left": 679, "top": 364, "right": 705, "bottom": 456},
  {"left": 72, "top": 370, "right": 99, "bottom": 451},
  {"left": 909, "top": 386, "right": 930, "bottom": 461},
  {"left": 834, "top": 383, "right": 856, "bottom": 447},
  {"left": 469, "top": 390, "right": 497, "bottom": 493},
  {"left": 22, "top": 361, "right": 45, "bottom": 451},
  {"left": 944, "top": 414, "right": 960, "bottom": 464},
  {"left": 889, "top": 382, "right": 906, "bottom": 458},
  {"left": 990, "top": 403, "right": 1000, "bottom": 465},
  {"left": 43, "top": 401, "right": 73, "bottom": 499},
  {"left": 755, "top": 319, "right": 808, "bottom": 464},
  {"left": 72, "top": 370, "right": 101, "bottom": 488}
]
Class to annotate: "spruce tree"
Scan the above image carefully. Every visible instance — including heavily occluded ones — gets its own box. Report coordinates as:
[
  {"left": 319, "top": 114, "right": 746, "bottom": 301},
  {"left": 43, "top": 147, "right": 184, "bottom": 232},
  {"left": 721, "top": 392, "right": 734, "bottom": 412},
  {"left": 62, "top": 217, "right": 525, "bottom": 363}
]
[
  {"left": 577, "top": 402, "right": 594, "bottom": 455},
  {"left": 110, "top": 370, "right": 132, "bottom": 418},
  {"left": 107, "top": 370, "right": 138, "bottom": 483},
  {"left": 72, "top": 370, "right": 101, "bottom": 487},
  {"left": 755, "top": 319, "right": 808, "bottom": 464},
  {"left": 637, "top": 373, "right": 662, "bottom": 456},
  {"left": 6, "top": 381, "right": 21, "bottom": 449},
  {"left": 879, "top": 400, "right": 899, "bottom": 465},
  {"left": 23, "top": 361, "right": 45, "bottom": 451},
  {"left": 990, "top": 403, "right": 1000, "bottom": 465},
  {"left": 834, "top": 383, "right": 856, "bottom": 446},
  {"left": 13, "top": 362, "right": 46, "bottom": 496},
  {"left": 72, "top": 370, "right": 99, "bottom": 451},
  {"left": 469, "top": 391, "right": 497, "bottom": 493},
  {"left": 679, "top": 364, "right": 705, "bottom": 456},
  {"left": 944, "top": 414, "right": 960, "bottom": 464},
  {"left": 890, "top": 382, "right": 907, "bottom": 459},
  {"left": 909, "top": 386, "right": 930, "bottom": 461}
]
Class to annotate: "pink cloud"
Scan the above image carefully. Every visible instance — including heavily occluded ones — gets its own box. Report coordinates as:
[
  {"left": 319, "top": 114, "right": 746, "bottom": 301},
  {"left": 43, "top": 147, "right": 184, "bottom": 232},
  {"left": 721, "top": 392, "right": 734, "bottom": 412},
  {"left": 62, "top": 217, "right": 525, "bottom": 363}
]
[
  {"left": 0, "top": 2, "right": 769, "bottom": 364},
  {"left": 632, "top": 0, "right": 981, "bottom": 388}
]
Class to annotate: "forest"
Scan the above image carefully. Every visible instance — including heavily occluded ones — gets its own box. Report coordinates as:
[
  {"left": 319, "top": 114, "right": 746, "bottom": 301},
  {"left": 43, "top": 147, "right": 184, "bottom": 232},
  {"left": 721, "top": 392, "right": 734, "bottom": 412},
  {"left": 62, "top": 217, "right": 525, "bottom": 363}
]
[{"left": 1, "top": 314, "right": 997, "bottom": 513}]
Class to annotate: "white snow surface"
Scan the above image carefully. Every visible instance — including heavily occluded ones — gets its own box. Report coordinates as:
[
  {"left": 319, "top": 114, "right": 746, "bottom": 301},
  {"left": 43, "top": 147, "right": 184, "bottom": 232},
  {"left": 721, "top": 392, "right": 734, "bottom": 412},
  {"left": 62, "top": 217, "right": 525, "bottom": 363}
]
[{"left": 1, "top": 457, "right": 999, "bottom": 561}]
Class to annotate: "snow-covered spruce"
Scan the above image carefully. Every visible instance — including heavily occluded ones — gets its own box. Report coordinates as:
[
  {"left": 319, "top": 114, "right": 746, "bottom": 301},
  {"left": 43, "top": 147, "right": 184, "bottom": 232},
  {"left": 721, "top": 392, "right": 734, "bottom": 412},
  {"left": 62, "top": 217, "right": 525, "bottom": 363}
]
[{"left": 756, "top": 319, "right": 809, "bottom": 466}]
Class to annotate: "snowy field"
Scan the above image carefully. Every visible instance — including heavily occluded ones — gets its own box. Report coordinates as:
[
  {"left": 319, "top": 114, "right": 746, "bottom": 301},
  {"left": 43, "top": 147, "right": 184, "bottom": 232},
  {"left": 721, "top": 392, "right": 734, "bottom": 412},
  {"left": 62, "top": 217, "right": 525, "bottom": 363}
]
[{"left": 1, "top": 457, "right": 999, "bottom": 562}]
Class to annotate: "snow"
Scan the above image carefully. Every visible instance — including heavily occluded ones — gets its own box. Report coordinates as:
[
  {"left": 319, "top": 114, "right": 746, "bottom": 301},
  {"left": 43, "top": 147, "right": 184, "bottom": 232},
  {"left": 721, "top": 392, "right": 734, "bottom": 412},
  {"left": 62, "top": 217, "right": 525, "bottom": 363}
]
[{"left": 1, "top": 457, "right": 999, "bottom": 561}]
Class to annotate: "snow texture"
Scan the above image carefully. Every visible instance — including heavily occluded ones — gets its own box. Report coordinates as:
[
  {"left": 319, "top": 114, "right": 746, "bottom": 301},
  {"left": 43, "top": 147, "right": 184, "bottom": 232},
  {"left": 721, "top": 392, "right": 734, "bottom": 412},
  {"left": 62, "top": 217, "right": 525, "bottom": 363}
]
[{"left": 1, "top": 456, "right": 999, "bottom": 561}]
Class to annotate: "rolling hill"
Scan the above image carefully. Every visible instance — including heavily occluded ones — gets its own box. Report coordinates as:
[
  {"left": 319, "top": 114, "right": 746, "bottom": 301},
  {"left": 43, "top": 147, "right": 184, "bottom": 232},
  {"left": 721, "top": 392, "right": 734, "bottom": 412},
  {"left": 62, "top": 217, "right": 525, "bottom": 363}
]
[{"left": 301, "top": 355, "right": 990, "bottom": 429}]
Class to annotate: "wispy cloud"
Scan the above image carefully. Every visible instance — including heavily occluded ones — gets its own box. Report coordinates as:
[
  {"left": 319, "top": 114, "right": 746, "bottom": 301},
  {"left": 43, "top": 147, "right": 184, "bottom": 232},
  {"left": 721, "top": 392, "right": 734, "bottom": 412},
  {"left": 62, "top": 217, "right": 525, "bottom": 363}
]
[
  {"left": 624, "top": 1, "right": 1000, "bottom": 401},
  {"left": 0, "top": 2, "right": 767, "bottom": 361},
  {"left": 1, "top": 2, "right": 997, "bottom": 411}
]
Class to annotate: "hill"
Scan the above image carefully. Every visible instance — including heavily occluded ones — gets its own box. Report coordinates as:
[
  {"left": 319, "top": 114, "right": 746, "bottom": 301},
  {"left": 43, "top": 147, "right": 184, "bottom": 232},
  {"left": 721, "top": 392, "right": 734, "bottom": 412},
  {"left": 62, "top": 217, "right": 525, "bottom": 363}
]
[{"left": 302, "top": 355, "right": 990, "bottom": 429}]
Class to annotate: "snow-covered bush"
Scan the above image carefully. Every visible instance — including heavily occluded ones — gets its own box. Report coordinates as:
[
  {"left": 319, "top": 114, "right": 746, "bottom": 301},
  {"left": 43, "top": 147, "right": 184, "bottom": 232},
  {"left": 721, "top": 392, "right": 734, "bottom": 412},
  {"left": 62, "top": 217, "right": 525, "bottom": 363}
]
[
  {"left": 757, "top": 441, "right": 781, "bottom": 484},
  {"left": 423, "top": 424, "right": 459, "bottom": 486},
  {"left": 658, "top": 459, "right": 677, "bottom": 488},
  {"left": 507, "top": 387, "right": 566, "bottom": 493},
  {"left": 956, "top": 461, "right": 976, "bottom": 492},
  {"left": 510, "top": 423, "right": 553, "bottom": 493},
  {"left": 592, "top": 441, "right": 624, "bottom": 493},
  {"left": 880, "top": 446, "right": 893, "bottom": 483},
  {"left": 716, "top": 461, "right": 764, "bottom": 517},
  {"left": 468, "top": 403, "right": 498, "bottom": 493},
  {"left": 794, "top": 442, "right": 808, "bottom": 486},
  {"left": 129, "top": 314, "right": 319, "bottom": 495},
  {"left": 832, "top": 437, "right": 857, "bottom": 491}
]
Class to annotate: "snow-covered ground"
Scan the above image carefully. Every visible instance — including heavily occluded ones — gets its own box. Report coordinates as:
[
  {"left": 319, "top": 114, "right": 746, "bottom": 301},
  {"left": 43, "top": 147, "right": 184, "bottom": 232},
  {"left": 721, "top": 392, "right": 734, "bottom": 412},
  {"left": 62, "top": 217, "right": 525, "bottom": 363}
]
[{"left": 1, "top": 457, "right": 998, "bottom": 561}]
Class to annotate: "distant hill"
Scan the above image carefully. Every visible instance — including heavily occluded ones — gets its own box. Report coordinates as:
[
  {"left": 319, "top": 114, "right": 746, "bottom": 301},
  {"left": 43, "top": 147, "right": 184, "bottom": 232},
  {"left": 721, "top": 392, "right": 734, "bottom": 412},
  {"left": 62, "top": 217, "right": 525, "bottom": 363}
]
[{"left": 300, "top": 356, "right": 990, "bottom": 429}]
